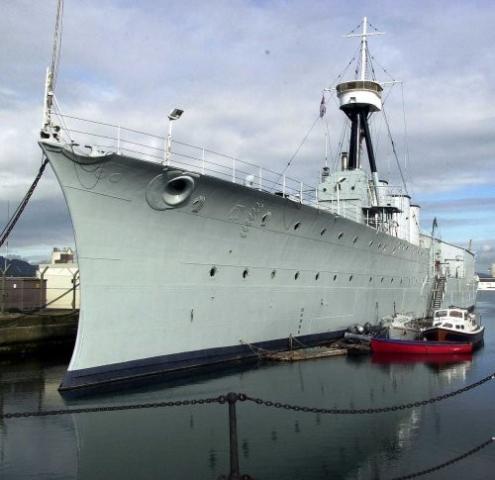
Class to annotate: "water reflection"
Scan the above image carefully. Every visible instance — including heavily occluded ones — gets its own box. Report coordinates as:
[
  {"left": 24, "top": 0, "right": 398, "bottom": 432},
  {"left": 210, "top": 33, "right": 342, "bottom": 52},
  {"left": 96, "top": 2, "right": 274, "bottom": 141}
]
[
  {"left": 0, "top": 357, "right": 78, "bottom": 479},
  {"left": 0, "top": 294, "right": 494, "bottom": 479},
  {"left": 4, "top": 355, "right": 467, "bottom": 480}
]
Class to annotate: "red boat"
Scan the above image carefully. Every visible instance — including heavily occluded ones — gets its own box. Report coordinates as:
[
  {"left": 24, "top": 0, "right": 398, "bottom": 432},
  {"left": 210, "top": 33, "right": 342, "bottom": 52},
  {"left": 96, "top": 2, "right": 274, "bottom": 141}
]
[{"left": 371, "top": 338, "right": 473, "bottom": 354}]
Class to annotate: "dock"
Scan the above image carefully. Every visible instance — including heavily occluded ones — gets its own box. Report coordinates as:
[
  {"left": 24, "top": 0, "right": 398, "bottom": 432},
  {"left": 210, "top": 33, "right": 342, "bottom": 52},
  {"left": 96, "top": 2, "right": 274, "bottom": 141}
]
[
  {"left": 264, "top": 346, "right": 348, "bottom": 362},
  {"left": 0, "top": 309, "right": 78, "bottom": 355}
]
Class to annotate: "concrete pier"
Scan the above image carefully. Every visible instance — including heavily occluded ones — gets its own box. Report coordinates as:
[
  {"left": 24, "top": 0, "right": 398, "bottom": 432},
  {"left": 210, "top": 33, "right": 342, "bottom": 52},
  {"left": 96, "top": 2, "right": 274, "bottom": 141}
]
[{"left": 0, "top": 309, "right": 78, "bottom": 356}]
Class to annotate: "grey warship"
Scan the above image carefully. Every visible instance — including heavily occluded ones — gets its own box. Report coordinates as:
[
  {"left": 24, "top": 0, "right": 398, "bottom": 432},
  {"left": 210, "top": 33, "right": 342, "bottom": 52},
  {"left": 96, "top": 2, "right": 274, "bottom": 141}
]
[{"left": 39, "top": 17, "right": 477, "bottom": 390}]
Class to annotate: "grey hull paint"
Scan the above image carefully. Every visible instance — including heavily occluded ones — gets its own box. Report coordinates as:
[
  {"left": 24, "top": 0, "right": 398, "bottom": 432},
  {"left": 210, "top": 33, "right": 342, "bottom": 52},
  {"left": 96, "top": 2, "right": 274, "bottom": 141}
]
[
  {"left": 59, "top": 329, "right": 346, "bottom": 390},
  {"left": 40, "top": 142, "right": 476, "bottom": 391}
]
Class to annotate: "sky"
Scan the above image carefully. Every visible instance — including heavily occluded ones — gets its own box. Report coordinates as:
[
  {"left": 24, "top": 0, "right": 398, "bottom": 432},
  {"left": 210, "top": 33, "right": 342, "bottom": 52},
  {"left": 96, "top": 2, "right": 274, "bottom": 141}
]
[{"left": 1, "top": 0, "right": 494, "bottom": 271}]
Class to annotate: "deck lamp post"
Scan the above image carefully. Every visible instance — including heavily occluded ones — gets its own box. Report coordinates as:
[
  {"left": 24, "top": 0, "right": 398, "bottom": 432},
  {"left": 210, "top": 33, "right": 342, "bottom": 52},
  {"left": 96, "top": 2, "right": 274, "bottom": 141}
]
[{"left": 164, "top": 108, "right": 184, "bottom": 166}]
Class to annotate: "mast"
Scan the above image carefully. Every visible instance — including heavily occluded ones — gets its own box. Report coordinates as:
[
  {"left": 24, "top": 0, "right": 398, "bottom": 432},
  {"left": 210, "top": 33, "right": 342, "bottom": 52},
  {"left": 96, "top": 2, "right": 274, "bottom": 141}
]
[
  {"left": 336, "top": 17, "right": 384, "bottom": 203},
  {"left": 360, "top": 16, "right": 368, "bottom": 81},
  {"left": 41, "top": 0, "right": 64, "bottom": 140}
]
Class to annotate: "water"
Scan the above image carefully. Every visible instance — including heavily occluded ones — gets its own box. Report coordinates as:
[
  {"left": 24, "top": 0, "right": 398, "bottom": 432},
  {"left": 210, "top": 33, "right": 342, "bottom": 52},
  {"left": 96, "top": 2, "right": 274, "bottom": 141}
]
[{"left": 1, "top": 293, "right": 494, "bottom": 480}]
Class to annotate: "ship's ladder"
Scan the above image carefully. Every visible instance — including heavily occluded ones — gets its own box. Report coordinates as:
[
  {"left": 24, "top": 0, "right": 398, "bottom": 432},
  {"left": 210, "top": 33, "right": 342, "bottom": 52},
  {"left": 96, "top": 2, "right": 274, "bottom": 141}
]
[{"left": 429, "top": 275, "right": 447, "bottom": 316}]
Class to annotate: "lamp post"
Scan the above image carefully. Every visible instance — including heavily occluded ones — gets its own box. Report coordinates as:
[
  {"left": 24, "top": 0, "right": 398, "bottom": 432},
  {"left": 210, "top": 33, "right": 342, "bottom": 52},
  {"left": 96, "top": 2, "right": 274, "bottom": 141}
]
[{"left": 164, "top": 108, "right": 184, "bottom": 166}]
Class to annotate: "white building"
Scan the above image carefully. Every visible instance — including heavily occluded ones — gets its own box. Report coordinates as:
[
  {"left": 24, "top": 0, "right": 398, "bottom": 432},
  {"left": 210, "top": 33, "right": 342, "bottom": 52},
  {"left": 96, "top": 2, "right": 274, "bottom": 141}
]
[{"left": 37, "top": 248, "right": 80, "bottom": 309}]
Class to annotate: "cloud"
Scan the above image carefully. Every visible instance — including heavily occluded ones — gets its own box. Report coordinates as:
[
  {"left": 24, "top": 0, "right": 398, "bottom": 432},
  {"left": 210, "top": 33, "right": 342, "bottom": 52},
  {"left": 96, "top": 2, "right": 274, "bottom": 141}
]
[{"left": 1, "top": 0, "right": 495, "bottom": 266}]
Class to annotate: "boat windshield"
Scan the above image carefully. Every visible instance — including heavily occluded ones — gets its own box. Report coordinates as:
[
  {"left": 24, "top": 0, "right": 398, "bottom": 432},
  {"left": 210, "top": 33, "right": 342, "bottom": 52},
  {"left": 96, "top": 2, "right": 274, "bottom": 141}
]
[{"left": 449, "top": 310, "right": 463, "bottom": 318}]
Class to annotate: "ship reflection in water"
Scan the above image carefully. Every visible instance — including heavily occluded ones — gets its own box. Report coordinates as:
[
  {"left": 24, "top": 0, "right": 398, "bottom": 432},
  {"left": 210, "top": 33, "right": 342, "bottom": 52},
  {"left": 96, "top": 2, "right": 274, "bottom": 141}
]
[{"left": 1, "top": 298, "right": 495, "bottom": 480}]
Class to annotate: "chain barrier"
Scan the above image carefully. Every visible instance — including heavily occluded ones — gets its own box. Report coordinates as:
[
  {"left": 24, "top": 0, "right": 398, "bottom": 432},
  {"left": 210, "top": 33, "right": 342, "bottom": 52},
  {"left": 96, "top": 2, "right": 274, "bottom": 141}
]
[
  {"left": 1, "top": 382, "right": 494, "bottom": 479},
  {"left": 0, "top": 395, "right": 222, "bottom": 419},
  {"left": 1, "top": 370, "right": 494, "bottom": 420},
  {"left": 389, "top": 437, "right": 494, "bottom": 480},
  {"left": 244, "top": 371, "right": 495, "bottom": 415}
]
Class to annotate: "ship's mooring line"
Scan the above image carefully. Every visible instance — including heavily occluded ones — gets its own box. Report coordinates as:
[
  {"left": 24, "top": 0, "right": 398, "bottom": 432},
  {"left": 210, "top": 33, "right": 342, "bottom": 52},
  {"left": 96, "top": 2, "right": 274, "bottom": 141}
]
[
  {"left": 239, "top": 340, "right": 275, "bottom": 359},
  {"left": 0, "top": 155, "right": 49, "bottom": 249},
  {"left": 388, "top": 437, "right": 494, "bottom": 480},
  {"left": 1, "top": 371, "right": 494, "bottom": 420}
]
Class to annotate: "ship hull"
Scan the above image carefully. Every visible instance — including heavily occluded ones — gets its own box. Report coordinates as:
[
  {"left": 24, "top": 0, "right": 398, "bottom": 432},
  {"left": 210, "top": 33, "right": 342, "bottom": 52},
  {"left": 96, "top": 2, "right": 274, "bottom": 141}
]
[{"left": 40, "top": 142, "right": 475, "bottom": 391}]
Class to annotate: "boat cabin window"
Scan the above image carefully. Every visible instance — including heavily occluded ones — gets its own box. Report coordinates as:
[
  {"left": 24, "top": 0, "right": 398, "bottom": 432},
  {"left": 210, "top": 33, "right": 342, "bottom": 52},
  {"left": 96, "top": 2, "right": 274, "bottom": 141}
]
[
  {"left": 449, "top": 310, "right": 463, "bottom": 318},
  {"left": 435, "top": 311, "right": 448, "bottom": 317},
  {"left": 443, "top": 323, "right": 453, "bottom": 328}
]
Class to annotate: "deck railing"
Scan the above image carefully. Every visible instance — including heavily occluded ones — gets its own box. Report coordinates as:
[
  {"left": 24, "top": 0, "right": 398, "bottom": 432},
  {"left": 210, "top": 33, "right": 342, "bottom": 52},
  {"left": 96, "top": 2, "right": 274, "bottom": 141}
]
[{"left": 54, "top": 113, "right": 319, "bottom": 207}]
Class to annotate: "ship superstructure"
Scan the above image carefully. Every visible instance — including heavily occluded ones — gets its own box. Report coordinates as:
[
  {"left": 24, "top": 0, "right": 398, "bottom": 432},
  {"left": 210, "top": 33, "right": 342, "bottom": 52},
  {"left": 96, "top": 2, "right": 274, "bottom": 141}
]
[{"left": 38, "top": 15, "right": 477, "bottom": 390}]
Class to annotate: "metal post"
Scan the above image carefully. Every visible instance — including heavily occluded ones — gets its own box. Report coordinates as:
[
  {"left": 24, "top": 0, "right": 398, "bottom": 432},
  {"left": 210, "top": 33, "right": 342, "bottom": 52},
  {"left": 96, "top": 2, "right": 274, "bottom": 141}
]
[
  {"left": 282, "top": 175, "right": 286, "bottom": 197},
  {"left": 0, "top": 270, "right": 4, "bottom": 315},
  {"left": 201, "top": 148, "right": 205, "bottom": 174},
  {"left": 259, "top": 167, "right": 262, "bottom": 191},
  {"left": 117, "top": 125, "right": 121, "bottom": 155},
  {"left": 0, "top": 265, "right": 10, "bottom": 315},
  {"left": 300, "top": 182, "right": 303, "bottom": 203},
  {"left": 232, "top": 158, "right": 236, "bottom": 184},
  {"left": 227, "top": 393, "right": 240, "bottom": 479},
  {"left": 164, "top": 121, "right": 173, "bottom": 166},
  {"left": 72, "top": 270, "right": 79, "bottom": 310},
  {"left": 40, "top": 266, "right": 48, "bottom": 309}
]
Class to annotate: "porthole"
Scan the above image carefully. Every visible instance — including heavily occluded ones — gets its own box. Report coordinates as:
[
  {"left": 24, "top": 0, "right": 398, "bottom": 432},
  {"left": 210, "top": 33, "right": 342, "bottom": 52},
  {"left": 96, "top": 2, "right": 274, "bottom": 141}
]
[
  {"left": 295, "top": 271, "right": 300, "bottom": 280},
  {"left": 210, "top": 266, "right": 217, "bottom": 277},
  {"left": 293, "top": 222, "right": 301, "bottom": 231},
  {"left": 323, "top": 187, "right": 327, "bottom": 192},
  {"left": 333, "top": 274, "right": 337, "bottom": 281},
  {"left": 352, "top": 236, "right": 358, "bottom": 244},
  {"left": 315, "top": 272, "right": 320, "bottom": 280},
  {"left": 320, "top": 228, "right": 327, "bottom": 236},
  {"left": 349, "top": 275, "right": 353, "bottom": 281},
  {"left": 271, "top": 270, "right": 276, "bottom": 279},
  {"left": 337, "top": 232, "right": 344, "bottom": 239},
  {"left": 242, "top": 268, "right": 249, "bottom": 279}
]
